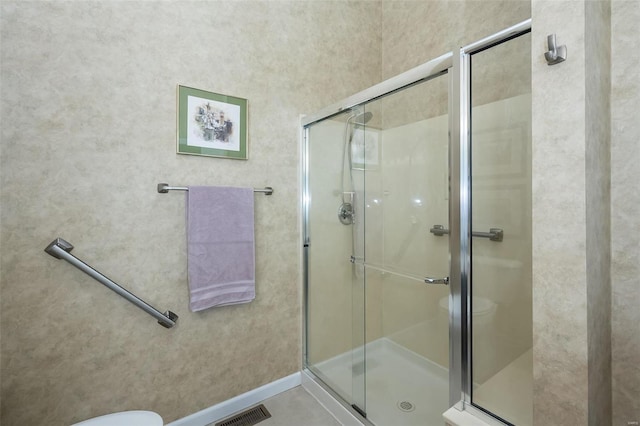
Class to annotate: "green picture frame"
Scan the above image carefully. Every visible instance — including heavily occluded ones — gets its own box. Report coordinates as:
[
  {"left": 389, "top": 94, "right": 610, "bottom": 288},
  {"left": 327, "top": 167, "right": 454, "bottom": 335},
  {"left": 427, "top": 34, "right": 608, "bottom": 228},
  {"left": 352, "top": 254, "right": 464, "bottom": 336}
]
[{"left": 177, "top": 85, "right": 248, "bottom": 159}]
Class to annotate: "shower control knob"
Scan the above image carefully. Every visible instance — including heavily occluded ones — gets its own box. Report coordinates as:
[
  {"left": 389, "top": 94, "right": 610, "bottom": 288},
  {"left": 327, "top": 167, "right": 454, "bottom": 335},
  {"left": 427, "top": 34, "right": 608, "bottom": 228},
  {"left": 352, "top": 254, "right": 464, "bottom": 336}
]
[{"left": 338, "top": 202, "right": 354, "bottom": 225}]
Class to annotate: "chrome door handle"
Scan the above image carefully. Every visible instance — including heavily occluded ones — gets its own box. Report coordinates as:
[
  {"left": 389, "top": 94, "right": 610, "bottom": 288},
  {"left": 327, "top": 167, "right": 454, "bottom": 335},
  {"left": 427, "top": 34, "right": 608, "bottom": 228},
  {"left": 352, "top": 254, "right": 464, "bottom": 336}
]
[{"left": 425, "top": 276, "right": 449, "bottom": 285}]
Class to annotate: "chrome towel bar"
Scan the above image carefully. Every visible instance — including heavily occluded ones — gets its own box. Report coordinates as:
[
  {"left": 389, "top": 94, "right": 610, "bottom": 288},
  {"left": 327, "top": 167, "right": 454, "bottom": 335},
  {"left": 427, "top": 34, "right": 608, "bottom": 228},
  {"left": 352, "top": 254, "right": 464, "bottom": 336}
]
[
  {"left": 157, "top": 183, "right": 273, "bottom": 195},
  {"left": 44, "top": 238, "right": 178, "bottom": 328},
  {"left": 429, "top": 224, "right": 504, "bottom": 242},
  {"left": 351, "top": 257, "right": 450, "bottom": 286}
]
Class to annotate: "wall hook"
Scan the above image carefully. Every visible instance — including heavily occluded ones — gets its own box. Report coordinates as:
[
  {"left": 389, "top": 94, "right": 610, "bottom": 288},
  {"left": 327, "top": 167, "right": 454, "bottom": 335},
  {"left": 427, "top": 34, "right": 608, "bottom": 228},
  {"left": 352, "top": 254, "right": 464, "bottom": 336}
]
[{"left": 544, "top": 34, "right": 567, "bottom": 65}]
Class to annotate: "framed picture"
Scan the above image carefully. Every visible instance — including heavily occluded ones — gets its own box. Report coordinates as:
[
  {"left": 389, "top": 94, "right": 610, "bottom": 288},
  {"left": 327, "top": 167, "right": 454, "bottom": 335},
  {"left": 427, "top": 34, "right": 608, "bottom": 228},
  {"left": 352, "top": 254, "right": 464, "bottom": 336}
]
[
  {"left": 177, "top": 85, "right": 248, "bottom": 159},
  {"left": 351, "top": 127, "right": 380, "bottom": 170}
]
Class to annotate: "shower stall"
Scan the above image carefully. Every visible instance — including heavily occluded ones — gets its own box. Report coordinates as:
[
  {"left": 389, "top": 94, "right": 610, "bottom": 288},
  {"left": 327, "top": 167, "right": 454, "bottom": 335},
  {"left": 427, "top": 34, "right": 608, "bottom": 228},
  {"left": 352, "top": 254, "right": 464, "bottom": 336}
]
[{"left": 302, "top": 21, "right": 532, "bottom": 426}]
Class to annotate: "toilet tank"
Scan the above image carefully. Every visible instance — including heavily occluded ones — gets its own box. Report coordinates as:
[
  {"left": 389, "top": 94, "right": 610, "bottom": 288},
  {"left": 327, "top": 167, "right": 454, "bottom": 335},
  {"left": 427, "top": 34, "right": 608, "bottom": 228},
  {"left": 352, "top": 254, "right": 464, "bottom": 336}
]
[{"left": 471, "top": 255, "right": 524, "bottom": 303}]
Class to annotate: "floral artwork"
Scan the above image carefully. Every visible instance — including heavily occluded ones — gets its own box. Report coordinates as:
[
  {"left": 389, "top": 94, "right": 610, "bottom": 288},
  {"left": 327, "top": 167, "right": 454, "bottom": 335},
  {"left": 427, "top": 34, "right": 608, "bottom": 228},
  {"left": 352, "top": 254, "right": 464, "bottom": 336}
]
[
  {"left": 186, "top": 96, "right": 241, "bottom": 151},
  {"left": 351, "top": 128, "right": 379, "bottom": 169},
  {"left": 194, "top": 102, "right": 234, "bottom": 143},
  {"left": 177, "top": 86, "right": 247, "bottom": 159}
]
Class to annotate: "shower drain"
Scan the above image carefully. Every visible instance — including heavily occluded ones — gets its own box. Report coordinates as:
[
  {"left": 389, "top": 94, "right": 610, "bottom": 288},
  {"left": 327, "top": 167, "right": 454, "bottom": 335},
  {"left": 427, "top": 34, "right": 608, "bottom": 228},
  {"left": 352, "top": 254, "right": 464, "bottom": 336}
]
[{"left": 397, "top": 400, "right": 415, "bottom": 412}]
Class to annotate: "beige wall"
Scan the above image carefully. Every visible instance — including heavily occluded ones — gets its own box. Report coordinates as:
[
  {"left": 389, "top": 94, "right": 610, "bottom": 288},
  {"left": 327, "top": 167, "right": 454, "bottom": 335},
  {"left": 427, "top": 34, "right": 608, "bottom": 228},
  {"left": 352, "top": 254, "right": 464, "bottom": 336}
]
[
  {"left": 585, "top": 1, "right": 612, "bottom": 424},
  {"left": 3, "top": 1, "right": 636, "bottom": 425},
  {"left": 611, "top": 1, "right": 640, "bottom": 424},
  {"left": 381, "top": 0, "right": 531, "bottom": 80},
  {"left": 0, "top": 1, "right": 381, "bottom": 424},
  {"left": 532, "top": 2, "right": 589, "bottom": 423},
  {"left": 532, "top": 1, "right": 640, "bottom": 424}
]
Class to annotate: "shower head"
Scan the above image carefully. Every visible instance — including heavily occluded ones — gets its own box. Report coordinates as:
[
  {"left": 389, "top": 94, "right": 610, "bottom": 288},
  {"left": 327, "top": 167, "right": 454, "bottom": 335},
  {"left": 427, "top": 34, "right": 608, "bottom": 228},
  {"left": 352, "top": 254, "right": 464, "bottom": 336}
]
[
  {"left": 347, "top": 111, "right": 373, "bottom": 143},
  {"left": 352, "top": 111, "right": 373, "bottom": 125}
]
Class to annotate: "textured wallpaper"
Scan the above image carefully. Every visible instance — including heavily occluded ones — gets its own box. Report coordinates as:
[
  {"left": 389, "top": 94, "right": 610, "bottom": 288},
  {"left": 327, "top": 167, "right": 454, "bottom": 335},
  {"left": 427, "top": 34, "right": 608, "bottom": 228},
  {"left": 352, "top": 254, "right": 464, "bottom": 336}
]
[
  {"left": 611, "top": 1, "right": 640, "bottom": 424},
  {"left": 0, "top": 1, "right": 381, "bottom": 424},
  {"left": 4, "top": 1, "right": 634, "bottom": 425},
  {"left": 531, "top": 2, "right": 592, "bottom": 424},
  {"left": 585, "top": 1, "right": 612, "bottom": 424}
]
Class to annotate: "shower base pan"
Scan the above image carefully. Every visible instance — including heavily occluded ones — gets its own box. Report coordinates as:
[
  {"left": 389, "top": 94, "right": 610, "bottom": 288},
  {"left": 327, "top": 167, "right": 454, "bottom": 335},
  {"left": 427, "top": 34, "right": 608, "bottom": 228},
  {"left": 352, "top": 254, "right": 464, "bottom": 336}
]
[{"left": 306, "top": 337, "right": 449, "bottom": 426}]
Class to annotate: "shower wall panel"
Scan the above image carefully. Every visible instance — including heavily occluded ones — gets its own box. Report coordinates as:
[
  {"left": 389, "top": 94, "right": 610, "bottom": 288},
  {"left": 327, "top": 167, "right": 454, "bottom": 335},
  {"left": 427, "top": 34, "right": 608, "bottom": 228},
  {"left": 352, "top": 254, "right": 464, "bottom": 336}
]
[
  {"left": 376, "top": 111, "right": 450, "bottom": 365},
  {"left": 531, "top": 1, "right": 596, "bottom": 424}
]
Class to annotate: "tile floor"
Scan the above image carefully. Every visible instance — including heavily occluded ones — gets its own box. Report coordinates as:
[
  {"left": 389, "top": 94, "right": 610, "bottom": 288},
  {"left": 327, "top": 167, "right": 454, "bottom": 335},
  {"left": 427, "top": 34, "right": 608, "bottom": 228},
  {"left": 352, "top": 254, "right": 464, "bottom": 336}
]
[{"left": 215, "top": 386, "right": 341, "bottom": 426}]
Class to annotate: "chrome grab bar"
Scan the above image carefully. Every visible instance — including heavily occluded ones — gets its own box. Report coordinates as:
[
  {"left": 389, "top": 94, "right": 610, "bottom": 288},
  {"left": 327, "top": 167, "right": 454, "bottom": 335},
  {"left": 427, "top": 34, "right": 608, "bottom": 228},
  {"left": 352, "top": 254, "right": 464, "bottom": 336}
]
[
  {"left": 44, "top": 238, "right": 178, "bottom": 328},
  {"left": 429, "top": 224, "right": 504, "bottom": 242}
]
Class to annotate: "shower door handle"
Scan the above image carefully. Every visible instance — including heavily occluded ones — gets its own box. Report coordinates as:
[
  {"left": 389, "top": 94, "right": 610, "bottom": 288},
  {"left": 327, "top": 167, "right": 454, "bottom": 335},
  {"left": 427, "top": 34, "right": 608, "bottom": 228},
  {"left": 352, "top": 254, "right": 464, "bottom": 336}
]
[{"left": 425, "top": 276, "right": 449, "bottom": 285}]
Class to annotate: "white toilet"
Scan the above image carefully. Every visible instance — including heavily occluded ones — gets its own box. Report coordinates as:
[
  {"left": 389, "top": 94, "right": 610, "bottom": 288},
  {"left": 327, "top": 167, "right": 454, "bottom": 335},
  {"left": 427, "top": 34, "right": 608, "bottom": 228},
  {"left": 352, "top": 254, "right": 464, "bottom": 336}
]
[
  {"left": 439, "top": 295, "right": 497, "bottom": 327},
  {"left": 72, "top": 411, "right": 163, "bottom": 426},
  {"left": 472, "top": 256, "right": 524, "bottom": 304}
]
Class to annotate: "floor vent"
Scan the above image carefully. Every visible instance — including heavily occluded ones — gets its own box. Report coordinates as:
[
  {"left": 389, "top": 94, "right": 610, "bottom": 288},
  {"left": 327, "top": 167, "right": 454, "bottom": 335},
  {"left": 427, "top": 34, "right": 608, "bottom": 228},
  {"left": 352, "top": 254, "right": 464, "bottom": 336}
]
[{"left": 214, "top": 404, "right": 271, "bottom": 426}]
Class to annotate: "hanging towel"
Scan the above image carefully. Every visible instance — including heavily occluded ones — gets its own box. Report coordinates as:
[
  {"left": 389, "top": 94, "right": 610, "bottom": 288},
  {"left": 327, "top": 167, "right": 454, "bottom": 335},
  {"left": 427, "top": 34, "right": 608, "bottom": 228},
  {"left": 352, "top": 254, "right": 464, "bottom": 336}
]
[{"left": 186, "top": 186, "right": 255, "bottom": 312}]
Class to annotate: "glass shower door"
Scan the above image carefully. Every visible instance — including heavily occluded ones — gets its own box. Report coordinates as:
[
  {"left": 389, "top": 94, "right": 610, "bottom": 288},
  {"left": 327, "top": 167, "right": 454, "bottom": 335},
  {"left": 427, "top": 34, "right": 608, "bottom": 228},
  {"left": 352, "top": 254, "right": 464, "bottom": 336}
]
[
  {"left": 304, "top": 69, "right": 451, "bottom": 426},
  {"left": 468, "top": 31, "right": 533, "bottom": 425},
  {"left": 304, "top": 110, "right": 366, "bottom": 415},
  {"left": 361, "top": 73, "right": 451, "bottom": 426}
]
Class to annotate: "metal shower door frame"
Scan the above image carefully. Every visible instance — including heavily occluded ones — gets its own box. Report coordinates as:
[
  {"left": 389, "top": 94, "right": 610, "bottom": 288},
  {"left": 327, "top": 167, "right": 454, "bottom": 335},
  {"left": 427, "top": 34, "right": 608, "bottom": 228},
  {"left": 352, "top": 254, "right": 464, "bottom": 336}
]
[
  {"left": 301, "top": 51, "right": 456, "bottom": 423},
  {"left": 300, "top": 17, "right": 531, "bottom": 426},
  {"left": 452, "top": 18, "right": 532, "bottom": 425}
]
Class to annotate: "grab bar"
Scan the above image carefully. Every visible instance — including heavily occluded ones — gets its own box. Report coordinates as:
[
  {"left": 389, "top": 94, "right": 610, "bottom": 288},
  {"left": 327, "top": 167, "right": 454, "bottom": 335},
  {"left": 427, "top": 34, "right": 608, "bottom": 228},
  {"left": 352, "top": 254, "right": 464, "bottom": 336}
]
[
  {"left": 429, "top": 224, "right": 504, "bottom": 242},
  {"left": 158, "top": 183, "right": 273, "bottom": 195},
  {"left": 44, "top": 238, "right": 178, "bottom": 328}
]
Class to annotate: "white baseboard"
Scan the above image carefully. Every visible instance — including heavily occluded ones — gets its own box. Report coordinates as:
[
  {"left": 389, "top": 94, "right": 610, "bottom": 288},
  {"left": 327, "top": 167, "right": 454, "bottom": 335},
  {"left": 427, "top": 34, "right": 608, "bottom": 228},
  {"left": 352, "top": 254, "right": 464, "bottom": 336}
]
[{"left": 167, "top": 372, "right": 301, "bottom": 426}]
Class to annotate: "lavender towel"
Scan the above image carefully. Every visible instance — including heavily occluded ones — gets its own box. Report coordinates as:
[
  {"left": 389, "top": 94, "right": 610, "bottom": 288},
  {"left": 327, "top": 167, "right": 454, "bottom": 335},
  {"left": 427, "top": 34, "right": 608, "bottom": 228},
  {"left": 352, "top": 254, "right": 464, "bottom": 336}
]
[{"left": 186, "top": 186, "right": 255, "bottom": 312}]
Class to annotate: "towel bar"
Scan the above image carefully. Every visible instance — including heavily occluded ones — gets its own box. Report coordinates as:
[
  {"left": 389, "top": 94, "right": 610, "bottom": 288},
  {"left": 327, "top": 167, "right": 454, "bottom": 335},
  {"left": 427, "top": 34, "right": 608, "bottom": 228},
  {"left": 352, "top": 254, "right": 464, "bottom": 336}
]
[
  {"left": 157, "top": 183, "right": 273, "bottom": 195},
  {"left": 44, "top": 238, "right": 178, "bottom": 328}
]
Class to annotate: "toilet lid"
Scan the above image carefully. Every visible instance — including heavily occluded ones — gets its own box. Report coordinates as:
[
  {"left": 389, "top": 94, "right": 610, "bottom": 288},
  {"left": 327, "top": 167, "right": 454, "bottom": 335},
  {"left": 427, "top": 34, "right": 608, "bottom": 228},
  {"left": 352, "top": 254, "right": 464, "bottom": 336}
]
[
  {"left": 439, "top": 296, "right": 495, "bottom": 315},
  {"left": 72, "top": 411, "right": 163, "bottom": 426}
]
